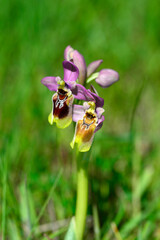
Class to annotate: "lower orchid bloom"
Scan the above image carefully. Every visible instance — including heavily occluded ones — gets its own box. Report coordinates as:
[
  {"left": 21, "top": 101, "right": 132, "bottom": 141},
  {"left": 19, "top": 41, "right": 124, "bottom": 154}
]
[
  {"left": 70, "top": 94, "right": 105, "bottom": 152},
  {"left": 41, "top": 61, "right": 94, "bottom": 128}
]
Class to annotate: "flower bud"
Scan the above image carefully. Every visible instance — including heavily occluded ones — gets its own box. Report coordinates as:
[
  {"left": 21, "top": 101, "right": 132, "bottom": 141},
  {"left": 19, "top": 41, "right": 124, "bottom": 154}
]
[{"left": 95, "top": 69, "right": 119, "bottom": 88}]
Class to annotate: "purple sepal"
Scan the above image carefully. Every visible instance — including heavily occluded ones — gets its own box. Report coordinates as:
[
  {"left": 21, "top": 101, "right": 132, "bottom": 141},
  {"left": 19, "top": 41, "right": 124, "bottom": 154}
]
[
  {"left": 87, "top": 60, "right": 103, "bottom": 77},
  {"left": 63, "top": 60, "right": 79, "bottom": 83},
  {"left": 41, "top": 76, "right": 59, "bottom": 91},
  {"left": 88, "top": 90, "right": 104, "bottom": 108},
  {"left": 96, "top": 69, "right": 119, "bottom": 88},
  {"left": 96, "top": 107, "right": 105, "bottom": 118},
  {"left": 64, "top": 45, "right": 74, "bottom": 60},
  {"left": 72, "top": 50, "right": 87, "bottom": 84},
  {"left": 72, "top": 84, "right": 94, "bottom": 101},
  {"left": 90, "top": 84, "right": 99, "bottom": 96},
  {"left": 95, "top": 115, "right": 105, "bottom": 132},
  {"left": 72, "top": 104, "right": 85, "bottom": 122}
]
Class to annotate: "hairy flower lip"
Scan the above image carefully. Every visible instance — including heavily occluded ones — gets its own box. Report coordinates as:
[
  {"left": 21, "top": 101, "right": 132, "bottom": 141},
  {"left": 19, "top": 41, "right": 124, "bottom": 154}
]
[
  {"left": 71, "top": 97, "right": 105, "bottom": 152},
  {"left": 72, "top": 88, "right": 105, "bottom": 133}
]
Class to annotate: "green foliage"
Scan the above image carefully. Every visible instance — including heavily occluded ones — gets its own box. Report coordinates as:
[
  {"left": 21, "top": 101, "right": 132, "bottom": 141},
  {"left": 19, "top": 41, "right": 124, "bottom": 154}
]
[
  {"left": 64, "top": 218, "right": 76, "bottom": 240},
  {"left": 0, "top": 0, "right": 160, "bottom": 239}
]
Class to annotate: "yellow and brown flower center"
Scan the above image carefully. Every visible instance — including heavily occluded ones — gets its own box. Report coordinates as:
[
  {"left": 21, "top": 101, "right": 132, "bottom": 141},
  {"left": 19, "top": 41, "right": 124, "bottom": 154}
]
[{"left": 76, "top": 111, "right": 97, "bottom": 142}]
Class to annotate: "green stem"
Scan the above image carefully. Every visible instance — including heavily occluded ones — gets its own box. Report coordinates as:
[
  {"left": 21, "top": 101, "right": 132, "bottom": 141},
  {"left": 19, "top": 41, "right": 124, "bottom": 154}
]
[
  {"left": 75, "top": 152, "right": 89, "bottom": 240},
  {"left": 86, "top": 72, "right": 99, "bottom": 84}
]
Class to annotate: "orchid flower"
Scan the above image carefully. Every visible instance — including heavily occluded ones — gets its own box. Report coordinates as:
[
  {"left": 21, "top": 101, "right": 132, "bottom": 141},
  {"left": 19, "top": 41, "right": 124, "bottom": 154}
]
[
  {"left": 64, "top": 45, "right": 119, "bottom": 87},
  {"left": 70, "top": 92, "right": 105, "bottom": 152},
  {"left": 41, "top": 60, "right": 94, "bottom": 128}
]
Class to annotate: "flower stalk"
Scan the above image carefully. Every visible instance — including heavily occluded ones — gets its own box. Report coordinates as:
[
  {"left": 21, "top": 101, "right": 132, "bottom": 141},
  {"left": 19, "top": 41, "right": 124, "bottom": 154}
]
[
  {"left": 41, "top": 45, "right": 119, "bottom": 240},
  {"left": 75, "top": 151, "right": 90, "bottom": 240}
]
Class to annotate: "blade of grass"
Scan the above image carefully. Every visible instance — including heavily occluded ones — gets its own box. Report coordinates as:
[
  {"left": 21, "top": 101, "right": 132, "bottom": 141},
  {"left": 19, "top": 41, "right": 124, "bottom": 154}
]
[
  {"left": 42, "top": 226, "right": 67, "bottom": 240},
  {"left": 111, "top": 222, "right": 123, "bottom": 240},
  {"left": 141, "top": 221, "right": 155, "bottom": 240},
  {"left": 93, "top": 204, "right": 100, "bottom": 240},
  {"left": 8, "top": 219, "right": 21, "bottom": 240},
  {"left": 19, "top": 180, "right": 32, "bottom": 237},
  {"left": 1, "top": 157, "right": 7, "bottom": 240},
  {"left": 120, "top": 201, "right": 157, "bottom": 240},
  {"left": 134, "top": 167, "right": 153, "bottom": 200},
  {"left": 36, "top": 168, "right": 63, "bottom": 223},
  {"left": 130, "top": 78, "right": 146, "bottom": 133},
  {"left": 27, "top": 168, "right": 63, "bottom": 239},
  {"left": 19, "top": 179, "right": 38, "bottom": 236}
]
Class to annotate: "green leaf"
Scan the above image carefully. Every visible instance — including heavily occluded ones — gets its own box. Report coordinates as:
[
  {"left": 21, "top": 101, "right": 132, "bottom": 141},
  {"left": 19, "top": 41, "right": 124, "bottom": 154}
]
[
  {"left": 1, "top": 156, "right": 7, "bottom": 240},
  {"left": 134, "top": 167, "right": 153, "bottom": 199},
  {"left": 19, "top": 181, "right": 32, "bottom": 236},
  {"left": 8, "top": 220, "right": 21, "bottom": 240},
  {"left": 64, "top": 217, "right": 76, "bottom": 240},
  {"left": 93, "top": 205, "right": 100, "bottom": 240}
]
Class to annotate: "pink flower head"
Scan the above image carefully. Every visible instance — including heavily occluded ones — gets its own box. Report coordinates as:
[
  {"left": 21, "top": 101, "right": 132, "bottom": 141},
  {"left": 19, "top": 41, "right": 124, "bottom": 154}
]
[
  {"left": 71, "top": 92, "right": 105, "bottom": 152},
  {"left": 41, "top": 61, "right": 94, "bottom": 128}
]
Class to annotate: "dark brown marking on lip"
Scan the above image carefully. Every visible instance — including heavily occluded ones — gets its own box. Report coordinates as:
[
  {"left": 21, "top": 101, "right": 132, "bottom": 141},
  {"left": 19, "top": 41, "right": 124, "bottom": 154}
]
[
  {"left": 53, "top": 97, "right": 69, "bottom": 119},
  {"left": 86, "top": 112, "right": 96, "bottom": 119},
  {"left": 58, "top": 88, "right": 68, "bottom": 95}
]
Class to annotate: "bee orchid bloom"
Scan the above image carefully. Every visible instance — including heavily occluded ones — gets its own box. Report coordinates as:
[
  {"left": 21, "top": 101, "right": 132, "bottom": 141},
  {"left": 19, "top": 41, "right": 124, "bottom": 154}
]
[
  {"left": 41, "top": 60, "right": 94, "bottom": 128},
  {"left": 70, "top": 94, "right": 105, "bottom": 152}
]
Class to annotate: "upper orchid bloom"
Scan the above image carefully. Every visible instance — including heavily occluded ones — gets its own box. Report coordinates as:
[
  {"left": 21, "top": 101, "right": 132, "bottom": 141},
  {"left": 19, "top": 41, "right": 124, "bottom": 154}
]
[
  {"left": 64, "top": 45, "right": 119, "bottom": 88},
  {"left": 41, "top": 60, "right": 94, "bottom": 129},
  {"left": 70, "top": 93, "right": 105, "bottom": 152}
]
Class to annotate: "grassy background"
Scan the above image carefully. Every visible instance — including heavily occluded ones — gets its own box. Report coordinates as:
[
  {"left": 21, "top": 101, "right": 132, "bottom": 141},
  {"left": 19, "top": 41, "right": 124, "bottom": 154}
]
[{"left": 0, "top": 0, "right": 160, "bottom": 239}]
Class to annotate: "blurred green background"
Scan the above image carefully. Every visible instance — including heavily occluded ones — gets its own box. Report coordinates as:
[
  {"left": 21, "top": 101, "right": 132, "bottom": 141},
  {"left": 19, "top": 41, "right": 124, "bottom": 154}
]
[{"left": 0, "top": 0, "right": 160, "bottom": 239}]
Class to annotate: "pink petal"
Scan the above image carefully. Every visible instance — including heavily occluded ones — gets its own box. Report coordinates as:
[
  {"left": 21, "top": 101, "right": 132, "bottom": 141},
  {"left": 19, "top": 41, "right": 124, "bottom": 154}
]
[
  {"left": 95, "top": 115, "right": 105, "bottom": 132},
  {"left": 87, "top": 60, "right": 103, "bottom": 77},
  {"left": 64, "top": 45, "right": 74, "bottom": 60},
  {"left": 88, "top": 90, "right": 104, "bottom": 108},
  {"left": 72, "top": 105, "right": 85, "bottom": 122},
  {"left": 96, "top": 107, "right": 105, "bottom": 118},
  {"left": 41, "top": 76, "right": 60, "bottom": 91},
  {"left": 63, "top": 60, "right": 79, "bottom": 83},
  {"left": 72, "top": 84, "right": 94, "bottom": 101},
  {"left": 72, "top": 50, "right": 87, "bottom": 85}
]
